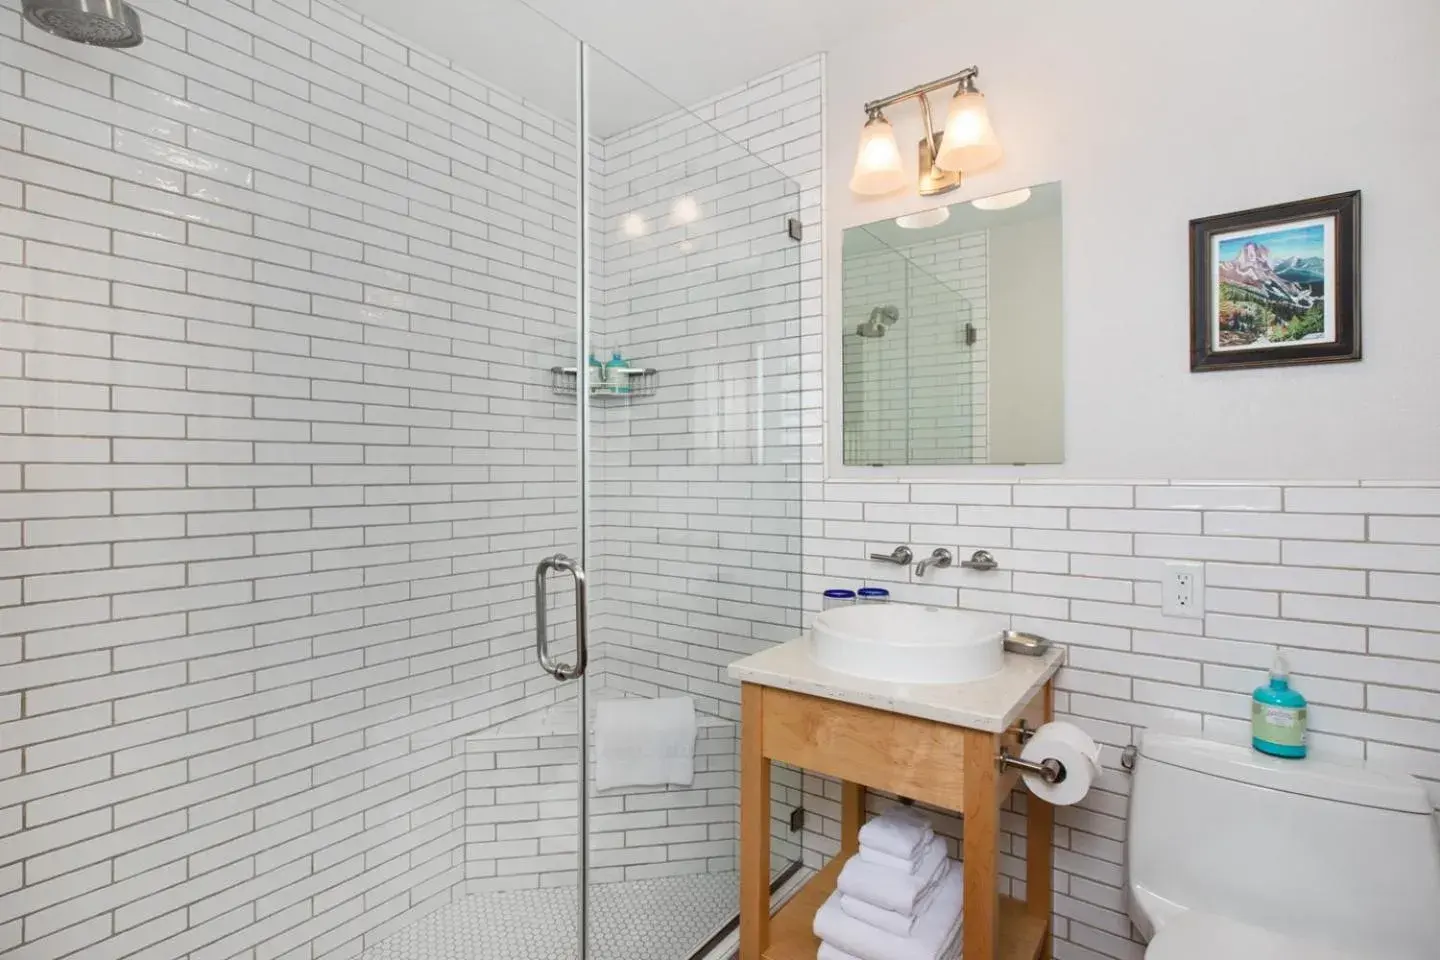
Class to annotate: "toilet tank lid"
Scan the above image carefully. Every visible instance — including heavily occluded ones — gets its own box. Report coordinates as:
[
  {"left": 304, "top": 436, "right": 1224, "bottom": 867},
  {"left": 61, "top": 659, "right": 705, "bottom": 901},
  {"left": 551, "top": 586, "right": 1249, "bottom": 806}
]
[{"left": 1139, "top": 733, "right": 1431, "bottom": 813}]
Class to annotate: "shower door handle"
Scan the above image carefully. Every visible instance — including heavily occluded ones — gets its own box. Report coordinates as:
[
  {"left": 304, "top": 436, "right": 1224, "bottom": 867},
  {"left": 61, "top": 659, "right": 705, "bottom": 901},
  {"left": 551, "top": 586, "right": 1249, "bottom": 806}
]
[{"left": 534, "top": 554, "right": 588, "bottom": 681}]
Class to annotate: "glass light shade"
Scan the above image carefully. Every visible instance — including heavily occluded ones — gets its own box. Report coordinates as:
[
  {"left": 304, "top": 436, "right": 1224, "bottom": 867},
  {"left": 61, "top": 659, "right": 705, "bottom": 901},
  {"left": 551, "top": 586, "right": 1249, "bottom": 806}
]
[
  {"left": 971, "top": 188, "right": 1031, "bottom": 211},
  {"left": 935, "top": 89, "right": 1002, "bottom": 173},
  {"left": 894, "top": 207, "right": 950, "bottom": 230},
  {"left": 849, "top": 115, "right": 906, "bottom": 196}
]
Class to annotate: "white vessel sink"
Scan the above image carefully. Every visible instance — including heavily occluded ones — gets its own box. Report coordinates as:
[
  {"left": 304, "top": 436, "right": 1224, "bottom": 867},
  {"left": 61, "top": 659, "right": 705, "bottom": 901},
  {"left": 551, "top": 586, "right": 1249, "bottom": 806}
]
[{"left": 810, "top": 604, "right": 1006, "bottom": 685}]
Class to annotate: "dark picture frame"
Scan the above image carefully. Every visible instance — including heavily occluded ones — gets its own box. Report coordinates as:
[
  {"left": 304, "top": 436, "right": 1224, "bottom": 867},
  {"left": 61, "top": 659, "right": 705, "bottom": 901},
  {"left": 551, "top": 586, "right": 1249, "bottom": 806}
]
[{"left": 1189, "top": 191, "right": 1360, "bottom": 372}]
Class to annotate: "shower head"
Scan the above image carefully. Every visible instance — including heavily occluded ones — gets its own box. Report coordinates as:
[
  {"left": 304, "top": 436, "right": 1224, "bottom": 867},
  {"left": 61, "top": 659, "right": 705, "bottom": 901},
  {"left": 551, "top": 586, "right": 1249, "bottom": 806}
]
[
  {"left": 22, "top": 0, "right": 143, "bottom": 47},
  {"left": 856, "top": 305, "right": 899, "bottom": 338}
]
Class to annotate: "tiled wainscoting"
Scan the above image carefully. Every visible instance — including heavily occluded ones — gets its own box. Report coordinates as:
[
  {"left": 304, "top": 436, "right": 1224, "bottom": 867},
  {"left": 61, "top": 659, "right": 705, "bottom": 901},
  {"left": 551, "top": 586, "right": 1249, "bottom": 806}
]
[
  {"left": 464, "top": 699, "right": 741, "bottom": 891},
  {"left": 797, "top": 480, "right": 1440, "bottom": 960}
]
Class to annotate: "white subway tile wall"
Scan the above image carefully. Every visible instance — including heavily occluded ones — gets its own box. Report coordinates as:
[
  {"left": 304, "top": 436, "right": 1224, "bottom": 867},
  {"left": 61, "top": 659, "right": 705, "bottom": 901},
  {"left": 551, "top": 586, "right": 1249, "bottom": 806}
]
[
  {"left": 841, "top": 233, "right": 987, "bottom": 465},
  {"left": 0, "top": 0, "right": 588, "bottom": 956}
]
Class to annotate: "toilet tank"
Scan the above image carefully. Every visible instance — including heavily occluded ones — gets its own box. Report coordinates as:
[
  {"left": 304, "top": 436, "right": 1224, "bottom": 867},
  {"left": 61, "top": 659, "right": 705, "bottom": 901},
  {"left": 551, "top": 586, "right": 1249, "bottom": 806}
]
[{"left": 1127, "top": 732, "right": 1440, "bottom": 958}]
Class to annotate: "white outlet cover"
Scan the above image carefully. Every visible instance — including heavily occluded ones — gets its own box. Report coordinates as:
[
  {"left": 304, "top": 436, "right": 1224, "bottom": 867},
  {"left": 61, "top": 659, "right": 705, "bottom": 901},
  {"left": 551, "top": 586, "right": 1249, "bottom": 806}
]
[{"left": 1162, "top": 561, "right": 1205, "bottom": 619}]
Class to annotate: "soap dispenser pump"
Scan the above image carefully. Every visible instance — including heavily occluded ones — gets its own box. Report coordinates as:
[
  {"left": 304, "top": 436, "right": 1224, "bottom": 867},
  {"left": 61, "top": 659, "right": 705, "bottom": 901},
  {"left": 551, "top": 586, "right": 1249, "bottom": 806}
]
[{"left": 1252, "top": 650, "right": 1307, "bottom": 759}]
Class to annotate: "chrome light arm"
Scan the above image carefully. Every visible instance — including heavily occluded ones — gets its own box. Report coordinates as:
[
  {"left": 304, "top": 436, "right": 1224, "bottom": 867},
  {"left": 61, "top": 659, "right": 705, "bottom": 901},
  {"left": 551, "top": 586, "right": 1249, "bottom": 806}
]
[{"left": 535, "top": 554, "right": 588, "bottom": 681}]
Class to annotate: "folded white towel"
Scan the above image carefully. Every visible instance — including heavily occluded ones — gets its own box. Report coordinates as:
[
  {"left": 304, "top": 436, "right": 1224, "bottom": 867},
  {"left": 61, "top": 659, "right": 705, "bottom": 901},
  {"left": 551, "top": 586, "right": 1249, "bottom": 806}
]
[
  {"left": 837, "top": 834, "right": 948, "bottom": 915},
  {"left": 815, "top": 865, "right": 964, "bottom": 960},
  {"left": 859, "top": 843, "right": 926, "bottom": 874},
  {"left": 593, "top": 697, "right": 696, "bottom": 792},
  {"left": 859, "top": 805, "right": 934, "bottom": 861},
  {"left": 839, "top": 867, "right": 952, "bottom": 937}
]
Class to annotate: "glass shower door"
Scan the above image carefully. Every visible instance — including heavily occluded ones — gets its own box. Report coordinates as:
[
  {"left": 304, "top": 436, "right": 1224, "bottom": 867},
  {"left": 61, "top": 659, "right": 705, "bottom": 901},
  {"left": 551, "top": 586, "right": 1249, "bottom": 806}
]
[{"left": 569, "top": 41, "right": 809, "bottom": 960}]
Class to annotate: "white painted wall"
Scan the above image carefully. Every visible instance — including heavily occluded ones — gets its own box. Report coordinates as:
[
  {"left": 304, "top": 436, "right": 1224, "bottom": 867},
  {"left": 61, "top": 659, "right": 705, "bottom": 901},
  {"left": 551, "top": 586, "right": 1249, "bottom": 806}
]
[
  {"left": 824, "top": 0, "right": 1440, "bottom": 479},
  {"left": 989, "top": 215, "right": 1063, "bottom": 464}
]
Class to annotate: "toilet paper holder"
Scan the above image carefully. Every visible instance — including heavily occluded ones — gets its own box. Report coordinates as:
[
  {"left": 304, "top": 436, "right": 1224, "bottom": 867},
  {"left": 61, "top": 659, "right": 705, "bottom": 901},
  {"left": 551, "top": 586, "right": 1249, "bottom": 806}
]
[{"left": 997, "top": 748, "right": 1067, "bottom": 785}]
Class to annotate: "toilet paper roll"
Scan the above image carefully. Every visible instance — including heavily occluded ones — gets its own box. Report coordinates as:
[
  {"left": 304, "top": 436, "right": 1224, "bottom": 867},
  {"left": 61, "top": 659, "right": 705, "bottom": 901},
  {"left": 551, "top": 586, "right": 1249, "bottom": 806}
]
[{"left": 1019, "top": 721, "right": 1102, "bottom": 806}]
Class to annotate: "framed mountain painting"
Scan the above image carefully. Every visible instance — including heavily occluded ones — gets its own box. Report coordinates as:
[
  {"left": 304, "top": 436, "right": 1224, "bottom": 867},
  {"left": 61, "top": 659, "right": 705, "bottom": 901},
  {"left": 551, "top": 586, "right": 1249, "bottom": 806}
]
[{"left": 1189, "top": 191, "right": 1360, "bottom": 371}]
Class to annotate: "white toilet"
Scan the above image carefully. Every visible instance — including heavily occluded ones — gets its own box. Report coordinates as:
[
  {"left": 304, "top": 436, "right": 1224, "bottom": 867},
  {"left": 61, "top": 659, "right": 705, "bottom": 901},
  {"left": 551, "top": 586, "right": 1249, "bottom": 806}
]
[{"left": 1126, "top": 732, "right": 1440, "bottom": 959}]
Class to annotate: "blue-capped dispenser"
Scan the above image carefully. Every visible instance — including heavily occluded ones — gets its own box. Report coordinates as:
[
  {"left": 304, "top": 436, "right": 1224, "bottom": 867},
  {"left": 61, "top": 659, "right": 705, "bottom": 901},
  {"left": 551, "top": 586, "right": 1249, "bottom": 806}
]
[{"left": 1252, "top": 651, "right": 1307, "bottom": 759}]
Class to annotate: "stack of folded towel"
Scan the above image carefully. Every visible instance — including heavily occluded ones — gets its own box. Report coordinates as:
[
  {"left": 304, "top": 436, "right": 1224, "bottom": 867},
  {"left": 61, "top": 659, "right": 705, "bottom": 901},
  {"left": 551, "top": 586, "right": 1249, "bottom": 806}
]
[{"left": 812, "top": 806, "right": 963, "bottom": 960}]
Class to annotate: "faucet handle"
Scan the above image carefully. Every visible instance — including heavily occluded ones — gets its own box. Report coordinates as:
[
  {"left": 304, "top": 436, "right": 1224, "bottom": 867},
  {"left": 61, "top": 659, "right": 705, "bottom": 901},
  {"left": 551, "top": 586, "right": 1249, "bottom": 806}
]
[
  {"left": 869, "top": 545, "right": 913, "bottom": 566},
  {"left": 960, "top": 549, "right": 999, "bottom": 571}
]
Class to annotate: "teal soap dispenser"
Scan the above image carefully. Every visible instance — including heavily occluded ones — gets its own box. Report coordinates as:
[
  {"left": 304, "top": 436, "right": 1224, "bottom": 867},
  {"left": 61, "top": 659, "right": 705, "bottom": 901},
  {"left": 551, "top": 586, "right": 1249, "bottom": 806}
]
[{"left": 1252, "top": 651, "right": 1307, "bottom": 759}]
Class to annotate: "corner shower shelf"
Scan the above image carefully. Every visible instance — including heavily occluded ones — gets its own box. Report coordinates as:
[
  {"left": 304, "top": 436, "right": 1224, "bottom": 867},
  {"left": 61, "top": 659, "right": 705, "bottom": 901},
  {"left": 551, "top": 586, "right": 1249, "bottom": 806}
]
[{"left": 550, "top": 366, "right": 658, "bottom": 399}]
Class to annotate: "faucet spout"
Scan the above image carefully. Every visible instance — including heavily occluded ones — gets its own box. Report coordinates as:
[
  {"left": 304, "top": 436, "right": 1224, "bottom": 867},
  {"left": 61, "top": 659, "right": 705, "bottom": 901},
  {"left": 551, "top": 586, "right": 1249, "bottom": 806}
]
[{"left": 915, "top": 547, "right": 953, "bottom": 578}]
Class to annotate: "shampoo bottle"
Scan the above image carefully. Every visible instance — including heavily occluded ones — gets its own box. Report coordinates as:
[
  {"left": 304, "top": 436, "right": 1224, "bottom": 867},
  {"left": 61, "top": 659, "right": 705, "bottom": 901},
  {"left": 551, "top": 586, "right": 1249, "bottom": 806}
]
[
  {"left": 1252, "top": 651, "right": 1307, "bottom": 759},
  {"left": 605, "top": 350, "right": 630, "bottom": 394}
]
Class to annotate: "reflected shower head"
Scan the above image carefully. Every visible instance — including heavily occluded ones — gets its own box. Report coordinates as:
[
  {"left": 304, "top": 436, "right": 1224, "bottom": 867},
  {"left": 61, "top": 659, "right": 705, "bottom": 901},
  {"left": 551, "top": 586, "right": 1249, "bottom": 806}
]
[
  {"left": 22, "top": 0, "right": 143, "bottom": 47},
  {"left": 856, "top": 305, "right": 899, "bottom": 338}
]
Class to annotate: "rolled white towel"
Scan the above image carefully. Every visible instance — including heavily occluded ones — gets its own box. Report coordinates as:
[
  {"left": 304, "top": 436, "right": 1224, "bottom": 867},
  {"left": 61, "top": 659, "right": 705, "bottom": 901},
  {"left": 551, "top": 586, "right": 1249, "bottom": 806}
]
[
  {"left": 837, "top": 834, "right": 948, "bottom": 915},
  {"left": 858, "top": 804, "right": 934, "bottom": 861},
  {"left": 815, "top": 866, "right": 964, "bottom": 960},
  {"left": 839, "top": 865, "right": 953, "bottom": 937}
]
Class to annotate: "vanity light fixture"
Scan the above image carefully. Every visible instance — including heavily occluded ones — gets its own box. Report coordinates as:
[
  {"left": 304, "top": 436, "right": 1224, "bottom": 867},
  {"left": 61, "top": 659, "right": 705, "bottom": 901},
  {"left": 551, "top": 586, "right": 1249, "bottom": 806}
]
[{"left": 849, "top": 66, "right": 1003, "bottom": 198}]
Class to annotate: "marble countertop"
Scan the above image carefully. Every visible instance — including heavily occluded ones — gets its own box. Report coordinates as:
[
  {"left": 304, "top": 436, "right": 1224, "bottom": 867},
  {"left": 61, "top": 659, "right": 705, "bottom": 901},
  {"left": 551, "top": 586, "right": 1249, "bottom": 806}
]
[{"left": 726, "top": 634, "right": 1065, "bottom": 733}]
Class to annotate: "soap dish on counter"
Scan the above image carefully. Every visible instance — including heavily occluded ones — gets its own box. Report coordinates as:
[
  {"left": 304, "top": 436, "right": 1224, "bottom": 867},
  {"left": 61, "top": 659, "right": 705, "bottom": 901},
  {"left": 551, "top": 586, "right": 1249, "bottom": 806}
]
[
  {"left": 550, "top": 366, "right": 658, "bottom": 398},
  {"left": 1002, "top": 631, "right": 1052, "bottom": 656}
]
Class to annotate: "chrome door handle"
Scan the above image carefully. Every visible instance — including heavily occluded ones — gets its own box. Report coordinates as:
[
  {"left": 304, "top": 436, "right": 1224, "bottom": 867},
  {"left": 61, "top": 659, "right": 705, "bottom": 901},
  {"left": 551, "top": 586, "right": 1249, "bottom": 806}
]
[{"left": 535, "top": 553, "right": 588, "bottom": 681}]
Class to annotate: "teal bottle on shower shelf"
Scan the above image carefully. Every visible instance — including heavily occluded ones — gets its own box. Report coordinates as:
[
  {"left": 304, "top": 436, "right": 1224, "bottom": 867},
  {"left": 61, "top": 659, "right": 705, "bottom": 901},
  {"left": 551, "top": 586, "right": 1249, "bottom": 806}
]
[
  {"left": 1252, "top": 651, "right": 1307, "bottom": 759},
  {"left": 605, "top": 350, "right": 630, "bottom": 394}
]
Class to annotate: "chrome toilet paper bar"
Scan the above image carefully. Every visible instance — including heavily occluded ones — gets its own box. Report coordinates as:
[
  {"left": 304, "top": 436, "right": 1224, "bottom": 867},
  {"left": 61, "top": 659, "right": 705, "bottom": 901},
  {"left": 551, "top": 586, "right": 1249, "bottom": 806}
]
[{"left": 997, "top": 748, "right": 1067, "bottom": 785}]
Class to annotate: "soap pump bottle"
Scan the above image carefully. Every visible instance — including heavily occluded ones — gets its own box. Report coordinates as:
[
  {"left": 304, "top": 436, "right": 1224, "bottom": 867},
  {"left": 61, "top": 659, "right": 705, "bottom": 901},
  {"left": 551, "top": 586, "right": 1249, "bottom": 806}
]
[{"left": 1251, "top": 650, "right": 1307, "bottom": 759}]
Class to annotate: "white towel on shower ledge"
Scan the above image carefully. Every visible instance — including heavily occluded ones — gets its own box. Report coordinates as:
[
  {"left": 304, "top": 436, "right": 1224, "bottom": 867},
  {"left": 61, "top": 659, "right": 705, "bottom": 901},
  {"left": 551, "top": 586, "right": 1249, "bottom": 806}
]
[{"left": 593, "top": 696, "right": 697, "bottom": 791}]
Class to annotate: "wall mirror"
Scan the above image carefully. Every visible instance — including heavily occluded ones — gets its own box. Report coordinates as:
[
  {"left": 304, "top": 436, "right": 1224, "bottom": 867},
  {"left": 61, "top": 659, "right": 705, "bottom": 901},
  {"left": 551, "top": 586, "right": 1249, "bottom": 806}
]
[{"left": 840, "top": 181, "right": 1063, "bottom": 466}]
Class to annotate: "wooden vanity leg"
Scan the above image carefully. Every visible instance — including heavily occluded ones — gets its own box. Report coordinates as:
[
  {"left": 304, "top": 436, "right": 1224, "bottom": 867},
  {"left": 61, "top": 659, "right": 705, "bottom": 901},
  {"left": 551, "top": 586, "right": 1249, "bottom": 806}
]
[
  {"left": 740, "top": 683, "right": 770, "bottom": 960},
  {"left": 840, "top": 780, "right": 864, "bottom": 857},
  {"left": 962, "top": 728, "right": 1000, "bottom": 960},
  {"left": 1027, "top": 681, "right": 1055, "bottom": 959}
]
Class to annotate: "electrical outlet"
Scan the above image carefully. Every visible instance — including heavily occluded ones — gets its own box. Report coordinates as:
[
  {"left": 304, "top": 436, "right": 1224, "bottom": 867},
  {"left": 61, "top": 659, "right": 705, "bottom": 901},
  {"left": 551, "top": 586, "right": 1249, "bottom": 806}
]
[{"left": 1162, "top": 561, "right": 1205, "bottom": 619}]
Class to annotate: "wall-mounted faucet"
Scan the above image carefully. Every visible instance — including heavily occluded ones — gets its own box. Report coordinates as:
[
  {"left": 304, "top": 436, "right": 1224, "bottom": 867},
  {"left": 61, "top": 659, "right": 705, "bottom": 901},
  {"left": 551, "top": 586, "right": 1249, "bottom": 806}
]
[
  {"left": 869, "top": 545, "right": 913, "bottom": 566},
  {"left": 915, "top": 548, "right": 952, "bottom": 577}
]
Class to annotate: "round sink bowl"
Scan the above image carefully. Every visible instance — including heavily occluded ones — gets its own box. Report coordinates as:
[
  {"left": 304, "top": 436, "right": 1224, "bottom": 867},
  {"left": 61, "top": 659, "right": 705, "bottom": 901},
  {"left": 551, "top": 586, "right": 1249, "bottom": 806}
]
[{"left": 810, "top": 604, "right": 1006, "bottom": 685}]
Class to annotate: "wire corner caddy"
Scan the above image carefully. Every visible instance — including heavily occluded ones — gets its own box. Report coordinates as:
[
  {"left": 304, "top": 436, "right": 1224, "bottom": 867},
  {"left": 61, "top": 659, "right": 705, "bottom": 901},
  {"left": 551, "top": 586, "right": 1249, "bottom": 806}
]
[{"left": 550, "top": 365, "right": 658, "bottom": 399}]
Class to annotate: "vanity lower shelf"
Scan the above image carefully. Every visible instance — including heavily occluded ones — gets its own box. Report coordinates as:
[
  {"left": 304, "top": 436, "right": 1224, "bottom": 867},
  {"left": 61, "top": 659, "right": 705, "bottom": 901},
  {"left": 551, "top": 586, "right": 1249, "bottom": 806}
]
[{"left": 762, "top": 857, "right": 1049, "bottom": 960}]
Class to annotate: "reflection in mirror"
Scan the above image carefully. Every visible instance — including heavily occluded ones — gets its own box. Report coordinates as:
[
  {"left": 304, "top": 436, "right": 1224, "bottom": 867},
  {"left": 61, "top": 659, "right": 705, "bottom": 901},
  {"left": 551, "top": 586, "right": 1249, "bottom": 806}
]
[{"left": 841, "top": 182, "right": 1063, "bottom": 466}]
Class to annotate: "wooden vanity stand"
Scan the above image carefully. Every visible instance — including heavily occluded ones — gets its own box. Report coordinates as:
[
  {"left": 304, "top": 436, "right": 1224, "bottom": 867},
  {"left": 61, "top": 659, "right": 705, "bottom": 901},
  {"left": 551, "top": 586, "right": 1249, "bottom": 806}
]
[{"left": 731, "top": 642, "right": 1063, "bottom": 960}]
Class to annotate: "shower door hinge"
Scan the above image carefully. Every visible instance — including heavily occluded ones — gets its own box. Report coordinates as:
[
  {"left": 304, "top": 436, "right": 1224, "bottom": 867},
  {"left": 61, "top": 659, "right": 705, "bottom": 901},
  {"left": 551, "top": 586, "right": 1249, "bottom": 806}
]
[
  {"left": 786, "top": 218, "right": 803, "bottom": 242},
  {"left": 788, "top": 807, "right": 805, "bottom": 832}
]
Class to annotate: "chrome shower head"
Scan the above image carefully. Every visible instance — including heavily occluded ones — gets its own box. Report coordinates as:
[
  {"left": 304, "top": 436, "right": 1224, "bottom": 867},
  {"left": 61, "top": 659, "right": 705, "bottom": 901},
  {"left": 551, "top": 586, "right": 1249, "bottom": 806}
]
[
  {"left": 856, "top": 305, "right": 899, "bottom": 338},
  {"left": 22, "top": 0, "right": 143, "bottom": 47}
]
